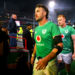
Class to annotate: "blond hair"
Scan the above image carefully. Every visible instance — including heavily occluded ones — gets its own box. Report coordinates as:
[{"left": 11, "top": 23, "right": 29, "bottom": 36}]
[{"left": 57, "top": 14, "right": 66, "bottom": 19}]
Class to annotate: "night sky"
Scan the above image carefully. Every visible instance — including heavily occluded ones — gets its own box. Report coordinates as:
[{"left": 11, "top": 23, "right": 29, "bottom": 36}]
[{"left": 0, "top": 0, "right": 75, "bottom": 17}]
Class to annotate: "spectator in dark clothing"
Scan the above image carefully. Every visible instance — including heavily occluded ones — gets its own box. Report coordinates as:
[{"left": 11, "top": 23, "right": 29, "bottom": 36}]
[
  {"left": 23, "top": 24, "right": 34, "bottom": 55},
  {"left": 1, "top": 24, "right": 8, "bottom": 34},
  {"left": 8, "top": 14, "right": 17, "bottom": 33},
  {"left": 8, "top": 14, "right": 17, "bottom": 47},
  {"left": 67, "top": 20, "right": 72, "bottom": 26},
  {"left": 23, "top": 24, "right": 34, "bottom": 74},
  {"left": 0, "top": 26, "right": 10, "bottom": 72}
]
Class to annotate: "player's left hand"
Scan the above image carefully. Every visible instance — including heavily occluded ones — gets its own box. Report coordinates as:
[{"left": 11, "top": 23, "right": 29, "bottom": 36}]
[{"left": 36, "top": 58, "right": 48, "bottom": 70}]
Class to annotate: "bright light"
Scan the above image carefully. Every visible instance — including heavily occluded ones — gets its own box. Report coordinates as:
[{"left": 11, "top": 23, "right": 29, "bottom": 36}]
[{"left": 49, "top": 1, "right": 55, "bottom": 8}]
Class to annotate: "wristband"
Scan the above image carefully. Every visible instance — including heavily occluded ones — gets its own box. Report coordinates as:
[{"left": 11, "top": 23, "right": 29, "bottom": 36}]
[
  {"left": 54, "top": 46, "right": 62, "bottom": 55},
  {"left": 32, "top": 53, "right": 35, "bottom": 57}
]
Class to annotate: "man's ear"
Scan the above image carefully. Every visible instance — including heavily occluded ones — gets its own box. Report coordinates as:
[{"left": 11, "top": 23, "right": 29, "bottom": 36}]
[{"left": 44, "top": 11, "right": 46, "bottom": 17}]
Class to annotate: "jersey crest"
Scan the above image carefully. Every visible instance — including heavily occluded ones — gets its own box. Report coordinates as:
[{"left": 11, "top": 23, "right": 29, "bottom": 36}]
[
  {"left": 65, "top": 30, "right": 68, "bottom": 33},
  {"left": 42, "top": 29, "right": 47, "bottom": 34}
]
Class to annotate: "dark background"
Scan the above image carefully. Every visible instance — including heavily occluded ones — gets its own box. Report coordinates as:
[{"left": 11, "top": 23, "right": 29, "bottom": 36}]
[{"left": 0, "top": 0, "right": 75, "bottom": 24}]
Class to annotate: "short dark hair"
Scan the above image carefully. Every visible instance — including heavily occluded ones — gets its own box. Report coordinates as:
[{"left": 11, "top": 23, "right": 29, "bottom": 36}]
[
  {"left": 26, "top": 23, "right": 32, "bottom": 26},
  {"left": 35, "top": 4, "right": 49, "bottom": 19}
]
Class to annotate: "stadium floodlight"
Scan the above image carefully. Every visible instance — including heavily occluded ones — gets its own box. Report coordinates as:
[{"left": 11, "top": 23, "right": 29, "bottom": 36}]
[{"left": 48, "top": 1, "right": 55, "bottom": 8}]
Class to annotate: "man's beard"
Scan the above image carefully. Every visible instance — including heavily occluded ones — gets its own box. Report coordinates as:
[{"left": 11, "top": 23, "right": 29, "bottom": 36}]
[{"left": 36, "top": 18, "right": 43, "bottom": 22}]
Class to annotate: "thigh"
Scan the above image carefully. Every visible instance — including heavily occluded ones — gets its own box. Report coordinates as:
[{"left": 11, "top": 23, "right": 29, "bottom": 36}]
[
  {"left": 33, "top": 58, "right": 58, "bottom": 75},
  {"left": 33, "top": 58, "right": 45, "bottom": 75},
  {"left": 57, "top": 53, "right": 63, "bottom": 61},
  {"left": 45, "top": 59, "right": 58, "bottom": 75}
]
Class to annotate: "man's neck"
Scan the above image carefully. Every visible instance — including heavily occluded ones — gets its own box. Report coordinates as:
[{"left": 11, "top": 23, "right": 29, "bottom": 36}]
[
  {"left": 60, "top": 23, "right": 66, "bottom": 28},
  {"left": 38, "top": 18, "right": 48, "bottom": 26}
]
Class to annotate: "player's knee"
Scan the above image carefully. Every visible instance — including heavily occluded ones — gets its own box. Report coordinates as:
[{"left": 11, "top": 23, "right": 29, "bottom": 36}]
[{"left": 58, "top": 60, "right": 62, "bottom": 63}]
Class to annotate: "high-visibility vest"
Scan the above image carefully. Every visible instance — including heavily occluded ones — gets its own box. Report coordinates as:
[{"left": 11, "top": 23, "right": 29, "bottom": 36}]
[
  {"left": 17, "top": 27, "right": 23, "bottom": 40},
  {"left": 17, "top": 27, "right": 23, "bottom": 34},
  {"left": 30, "top": 29, "right": 33, "bottom": 37}
]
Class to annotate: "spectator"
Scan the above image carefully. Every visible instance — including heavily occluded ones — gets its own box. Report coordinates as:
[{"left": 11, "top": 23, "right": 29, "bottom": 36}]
[
  {"left": 72, "top": 22, "right": 75, "bottom": 29},
  {"left": 16, "top": 24, "right": 34, "bottom": 74},
  {"left": 8, "top": 14, "right": 17, "bottom": 47},
  {"left": 1, "top": 24, "right": 8, "bottom": 34},
  {"left": 0, "top": 24, "right": 10, "bottom": 72},
  {"left": 67, "top": 20, "right": 72, "bottom": 26},
  {"left": 23, "top": 24, "right": 34, "bottom": 54}
]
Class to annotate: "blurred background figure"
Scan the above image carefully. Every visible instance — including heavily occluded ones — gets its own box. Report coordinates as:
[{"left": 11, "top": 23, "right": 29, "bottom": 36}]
[
  {"left": 57, "top": 15, "right": 75, "bottom": 75},
  {"left": 67, "top": 20, "right": 72, "bottom": 26},
  {"left": 8, "top": 14, "right": 17, "bottom": 47},
  {"left": 16, "top": 24, "right": 34, "bottom": 74},
  {"left": 1, "top": 24, "right": 8, "bottom": 34},
  {"left": 23, "top": 23, "right": 34, "bottom": 53},
  {"left": 72, "top": 22, "right": 75, "bottom": 29},
  {"left": 0, "top": 23, "right": 10, "bottom": 72}
]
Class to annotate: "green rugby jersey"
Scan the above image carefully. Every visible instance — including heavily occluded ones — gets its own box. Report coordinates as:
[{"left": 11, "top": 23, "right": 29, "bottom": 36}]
[
  {"left": 34, "top": 21, "right": 61, "bottom": 58},
  {"left": 59, "top": 25, "right": 75, "bottom": 54}
]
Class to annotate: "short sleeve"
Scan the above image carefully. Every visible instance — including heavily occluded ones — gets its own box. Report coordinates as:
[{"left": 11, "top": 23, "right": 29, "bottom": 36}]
[
  {"left": 51, "top": 23, "right": 61, "bottom": 37},
  {"left": 70, "top": 27, "right": 75, "bottom": 35}
]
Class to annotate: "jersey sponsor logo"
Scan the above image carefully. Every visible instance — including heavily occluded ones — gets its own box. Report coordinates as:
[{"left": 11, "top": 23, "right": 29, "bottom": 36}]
[
  {"left": 42, "top": 29, "right": 47, "bottom": 34},
  {"left": 36, "top": 43, "right": 44, "bottom": 46},
  {"left": 61, "top": 34, "right": 65, "bottom": 39},
  {"left": 65, "top": 30, "right": 68, "bottom": 33},
  {"left": 36, "top": 35, "right": 41, "bottom": 42}
]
